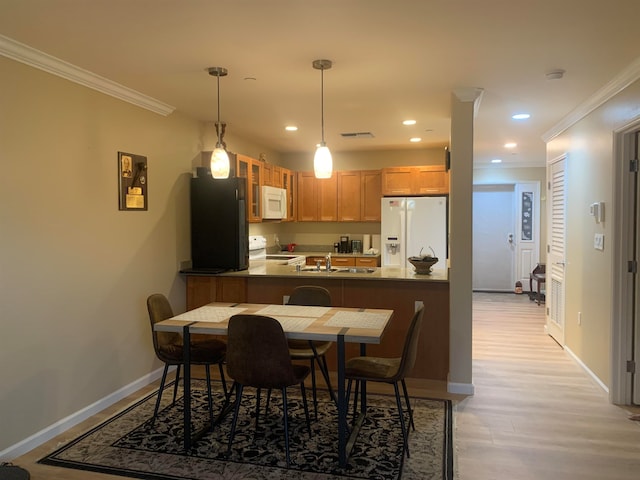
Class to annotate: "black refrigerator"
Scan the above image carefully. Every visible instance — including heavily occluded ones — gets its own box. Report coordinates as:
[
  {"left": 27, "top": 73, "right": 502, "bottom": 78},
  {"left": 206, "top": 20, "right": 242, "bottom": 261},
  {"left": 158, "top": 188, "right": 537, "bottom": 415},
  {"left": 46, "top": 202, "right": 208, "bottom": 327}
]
[{"left": 190, "top": 173, "right": 248, "bottom": 271}]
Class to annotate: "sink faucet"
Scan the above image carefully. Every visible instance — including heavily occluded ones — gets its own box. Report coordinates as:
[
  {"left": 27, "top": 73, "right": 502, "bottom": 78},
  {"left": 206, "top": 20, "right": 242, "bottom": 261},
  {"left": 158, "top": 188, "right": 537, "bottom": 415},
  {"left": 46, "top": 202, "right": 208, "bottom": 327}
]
[{"left": 325, "top": 253, "right": 332, "bottom": 271}]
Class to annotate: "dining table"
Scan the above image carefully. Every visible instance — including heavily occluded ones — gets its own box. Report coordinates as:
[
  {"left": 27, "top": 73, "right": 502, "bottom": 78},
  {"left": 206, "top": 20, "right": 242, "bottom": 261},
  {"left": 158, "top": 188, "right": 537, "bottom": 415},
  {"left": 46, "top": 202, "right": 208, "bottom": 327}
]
[{"left": 153, "top": 301, "right": 393, "bottom": 468}]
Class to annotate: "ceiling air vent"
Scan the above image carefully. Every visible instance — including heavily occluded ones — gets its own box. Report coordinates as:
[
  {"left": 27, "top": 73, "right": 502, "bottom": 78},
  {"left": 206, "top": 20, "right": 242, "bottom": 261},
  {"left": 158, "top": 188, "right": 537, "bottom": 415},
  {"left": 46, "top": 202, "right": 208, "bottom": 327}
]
[{"left": 340, "top": 132, "right": 375, "bottom": 138}]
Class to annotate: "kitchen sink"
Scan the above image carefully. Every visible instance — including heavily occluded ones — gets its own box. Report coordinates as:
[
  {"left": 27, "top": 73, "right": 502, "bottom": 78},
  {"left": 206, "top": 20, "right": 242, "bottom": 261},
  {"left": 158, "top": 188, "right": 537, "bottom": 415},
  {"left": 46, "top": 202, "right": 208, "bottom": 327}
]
[
  {"left": 336, "top": 267, "right": 376, "bottom": 274},
  {"left": 299, "top": 267, "right": 340, "bottom": 272}
]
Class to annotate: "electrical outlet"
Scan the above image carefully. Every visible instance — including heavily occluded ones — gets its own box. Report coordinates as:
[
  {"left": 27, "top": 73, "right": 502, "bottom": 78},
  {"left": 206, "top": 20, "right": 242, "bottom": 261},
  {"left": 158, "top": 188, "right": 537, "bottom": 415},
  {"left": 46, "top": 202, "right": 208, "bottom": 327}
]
[
  {"left": 415, "top": 300, "right": 424, "bottom": 312},
  {"left": 578, "top": 311, "right": 582, "bottom": 326},
  {"left": 594, "top": 233, "right": 604, "bottom": 251}
]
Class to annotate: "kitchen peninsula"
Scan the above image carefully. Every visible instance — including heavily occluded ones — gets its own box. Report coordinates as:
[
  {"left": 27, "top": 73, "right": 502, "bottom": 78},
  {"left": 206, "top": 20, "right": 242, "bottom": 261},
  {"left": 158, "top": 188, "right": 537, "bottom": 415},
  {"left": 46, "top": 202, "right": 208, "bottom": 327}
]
[{"left": 181, "top": 264, "right": 449, "bottom": 382}]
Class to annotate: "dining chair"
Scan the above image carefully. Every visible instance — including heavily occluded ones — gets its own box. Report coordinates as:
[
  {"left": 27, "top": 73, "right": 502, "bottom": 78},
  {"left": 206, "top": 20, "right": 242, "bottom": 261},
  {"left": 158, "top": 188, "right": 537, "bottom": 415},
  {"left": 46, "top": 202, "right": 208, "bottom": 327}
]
[
  {"left": 286, "top": 285, "right": 336, "bottom": 418},
  {"left": 345, "top": 304, "right": 425, "bottom": 457},
  {"left": 146, "top": 293, "right": 228, "bottom": 425},
  {"left": 224, "top": 314, "right": 311, "bottom": 467}
]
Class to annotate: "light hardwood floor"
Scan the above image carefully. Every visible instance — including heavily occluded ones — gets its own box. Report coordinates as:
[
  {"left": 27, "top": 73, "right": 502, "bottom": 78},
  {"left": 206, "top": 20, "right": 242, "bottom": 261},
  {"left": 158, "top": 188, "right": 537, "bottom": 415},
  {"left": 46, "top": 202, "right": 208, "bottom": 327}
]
[
  {"left": 456, "top": 292, "right": 640, "bottom": 480},
  {"left": 8, "top": 292, "right": 640, "bottom": 479}
]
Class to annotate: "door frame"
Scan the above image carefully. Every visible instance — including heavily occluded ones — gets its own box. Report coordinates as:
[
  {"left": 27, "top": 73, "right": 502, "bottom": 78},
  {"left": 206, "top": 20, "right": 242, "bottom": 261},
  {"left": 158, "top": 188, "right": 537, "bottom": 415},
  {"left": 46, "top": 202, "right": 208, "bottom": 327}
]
[{"left": 611, "top": 119, "right": 640, "bottom": 405}]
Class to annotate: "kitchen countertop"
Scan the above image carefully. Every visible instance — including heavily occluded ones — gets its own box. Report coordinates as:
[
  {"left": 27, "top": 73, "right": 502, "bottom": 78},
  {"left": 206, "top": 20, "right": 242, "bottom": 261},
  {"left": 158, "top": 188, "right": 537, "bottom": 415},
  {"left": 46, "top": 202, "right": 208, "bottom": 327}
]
[{"left": 182, "top": 261, "right": 448, "bottom": 282}]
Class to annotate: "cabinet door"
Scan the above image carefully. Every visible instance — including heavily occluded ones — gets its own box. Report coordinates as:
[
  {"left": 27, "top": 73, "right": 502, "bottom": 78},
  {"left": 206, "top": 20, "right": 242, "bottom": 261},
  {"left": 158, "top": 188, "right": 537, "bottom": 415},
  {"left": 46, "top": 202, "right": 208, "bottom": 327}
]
[
  {"left": 332, "top": 256, "right": 355, "bottom": 267},
  {"left": 360, "top": 170, "right": 382, "bottom": 221},
  {"left": 381, "top": 167, "right": 414, "bottom": 195},
  {"left": 337, "top": 171, "right": 361, "bottom": 221},
  {"left": 272, "top": 165, "right": 282, "bottom": 187},
  {"left": 236, "top": 154, "right": 252, "bottom": 221},
  {"left": 414, "top": 165, "right": 449, "bottom": 194},
  {"left": 355, "top": 256, "right": 379, "bottom": 267},
  {"left": 297, "top": 171, "right": 318, "bottom": 221},
  {"left": 262, "top": 163, "right": 273, "bottom": 187},
  {"left": 317, "top": 175, "right": 338, "bottom": 221},
  {"left": 249, "top": 158, "right": 263, "bottom": 222},
  {"left": 281, "top": 168, "right": 296, "bottom": 221},
  {"left": 306, "top": 255, "right": 326, "bottom": 266}
]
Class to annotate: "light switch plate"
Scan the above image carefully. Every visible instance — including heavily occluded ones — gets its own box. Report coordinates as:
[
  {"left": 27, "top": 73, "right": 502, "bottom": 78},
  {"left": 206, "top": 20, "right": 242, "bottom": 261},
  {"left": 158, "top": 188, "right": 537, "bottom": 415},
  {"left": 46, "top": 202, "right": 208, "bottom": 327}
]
[{"left": 594, "top": 233, "right": 605, "bottom": 251}]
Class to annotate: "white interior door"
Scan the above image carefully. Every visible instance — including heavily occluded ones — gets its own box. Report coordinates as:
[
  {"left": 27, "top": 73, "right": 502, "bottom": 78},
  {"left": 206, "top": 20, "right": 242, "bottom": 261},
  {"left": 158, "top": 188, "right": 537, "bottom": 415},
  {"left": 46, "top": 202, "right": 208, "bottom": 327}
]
[
  {"left": 473, "top": 185, "right": 515, "bottom": 291},
  {"left": 547, "top": 155, "right": 567, "bottom": 345}
]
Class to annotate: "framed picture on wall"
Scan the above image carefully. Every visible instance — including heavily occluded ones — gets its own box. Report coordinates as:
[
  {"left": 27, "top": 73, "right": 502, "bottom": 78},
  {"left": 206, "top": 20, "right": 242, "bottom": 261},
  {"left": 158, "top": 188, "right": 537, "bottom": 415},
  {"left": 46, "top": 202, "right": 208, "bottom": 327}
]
[{"left": 118, "top": 152, "right": 147, "bottom": 211}]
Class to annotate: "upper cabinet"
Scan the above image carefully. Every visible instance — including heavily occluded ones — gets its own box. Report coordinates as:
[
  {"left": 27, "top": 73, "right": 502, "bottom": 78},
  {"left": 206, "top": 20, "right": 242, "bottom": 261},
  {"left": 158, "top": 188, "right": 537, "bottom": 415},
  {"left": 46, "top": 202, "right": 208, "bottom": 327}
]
[
  {"left": 360, "top": 170, "right": 382, "bottom": 221},
  {"left": 281, "top": 168, "right": 296, "bottom": 221},
  {"left": 297, "top": 172, "right": 337, "bottom": 221},
  {"left": 263, "top": 163, "right": 282, "bottom": 188},
  {"left": 381, "top": 165, "right": 449, "bottom": 195},
  {"left": 298, "top": 170, "right": 381, "bottom": 222},
  {"left": 337, "top": 170, "right": 382, "bottom": 222},
  {"left": 236, "top": 154, "right": 262, "bottom": 223}
]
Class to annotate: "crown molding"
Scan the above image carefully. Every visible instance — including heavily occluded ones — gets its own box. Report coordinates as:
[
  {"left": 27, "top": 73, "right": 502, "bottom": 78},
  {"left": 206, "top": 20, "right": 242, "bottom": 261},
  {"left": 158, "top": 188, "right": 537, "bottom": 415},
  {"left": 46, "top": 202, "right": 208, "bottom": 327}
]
[
  {"left": 542, "top": 55, "right": 640, "bottom": 142},
  {"left": 0, "top": 34, "right": 175, "bottom": 116}
]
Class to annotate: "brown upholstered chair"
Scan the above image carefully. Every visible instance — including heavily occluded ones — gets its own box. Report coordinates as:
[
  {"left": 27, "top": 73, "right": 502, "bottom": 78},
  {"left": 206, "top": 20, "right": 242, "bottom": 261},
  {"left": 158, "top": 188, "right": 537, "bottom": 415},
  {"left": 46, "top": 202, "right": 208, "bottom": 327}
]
[
  {"left": 225, "top": 314, "right": 311, "bottom": 466},
  {"left": 286, "top": 285, "right": 336, "bottom": 418},
  {"left": 146, "top": 293, "right": 227, "bottom": 425},
  {"left": 345, "top": 305, "right": 425, "bottom": 457}
]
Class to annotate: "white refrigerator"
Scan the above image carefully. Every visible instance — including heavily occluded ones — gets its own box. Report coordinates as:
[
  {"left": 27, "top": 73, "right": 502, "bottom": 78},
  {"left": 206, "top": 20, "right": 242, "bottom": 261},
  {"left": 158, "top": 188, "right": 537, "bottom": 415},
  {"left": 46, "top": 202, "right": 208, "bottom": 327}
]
[{"left": 381, "top": 196, "right": 448, "bottom": 269}]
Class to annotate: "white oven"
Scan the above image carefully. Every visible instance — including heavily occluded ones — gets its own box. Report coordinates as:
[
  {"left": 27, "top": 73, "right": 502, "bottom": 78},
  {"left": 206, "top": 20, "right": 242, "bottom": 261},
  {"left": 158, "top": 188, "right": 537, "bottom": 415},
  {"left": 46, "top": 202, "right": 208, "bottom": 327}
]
[{"left": 262, "top": 185, "right": 287, "bottom": 219}]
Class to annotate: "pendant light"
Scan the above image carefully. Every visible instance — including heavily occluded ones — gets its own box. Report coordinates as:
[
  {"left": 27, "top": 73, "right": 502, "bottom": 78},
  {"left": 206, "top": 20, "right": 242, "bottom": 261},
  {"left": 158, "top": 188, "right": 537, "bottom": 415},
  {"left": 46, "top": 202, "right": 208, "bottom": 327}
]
[
  {"left": 313, "top": 59, "right": 333, "bottom": 179},
  {"left": 208, "top": 66, "right": 230, "bottom": 179}
]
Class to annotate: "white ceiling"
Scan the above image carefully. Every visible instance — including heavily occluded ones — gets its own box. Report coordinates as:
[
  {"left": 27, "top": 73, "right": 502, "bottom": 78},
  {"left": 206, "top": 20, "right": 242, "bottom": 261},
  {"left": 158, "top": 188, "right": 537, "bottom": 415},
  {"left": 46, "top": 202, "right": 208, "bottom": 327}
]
[{"left": 1, "top": 0, "right": 639, "bottom": 168}]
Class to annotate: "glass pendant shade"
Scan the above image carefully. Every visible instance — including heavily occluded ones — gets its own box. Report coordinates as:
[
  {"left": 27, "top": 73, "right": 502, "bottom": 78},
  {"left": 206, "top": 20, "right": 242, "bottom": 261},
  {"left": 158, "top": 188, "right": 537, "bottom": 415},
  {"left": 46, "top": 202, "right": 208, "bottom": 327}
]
[
  {"left": 313, "top": 59, "right": 333, "bottom": 179},
  {"left": 210, "top": 146, "right": 230, "bottom": 179},
  {"left": 314, "top": 143, "right": 333, "bottom": 179}
]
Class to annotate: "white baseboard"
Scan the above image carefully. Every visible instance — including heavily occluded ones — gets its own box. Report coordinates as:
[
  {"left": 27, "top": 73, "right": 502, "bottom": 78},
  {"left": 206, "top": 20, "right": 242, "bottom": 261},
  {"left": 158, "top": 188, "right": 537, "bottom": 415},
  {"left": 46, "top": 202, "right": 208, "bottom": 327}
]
[
  {"left": 0, "top": 367, "right": 168, "bottom": 461},
  {"left": 448, "top": 381, "right": 475, "bottom": 395},
  {"left": 564, "top": 346, "right": 609, "bottom": 394}
]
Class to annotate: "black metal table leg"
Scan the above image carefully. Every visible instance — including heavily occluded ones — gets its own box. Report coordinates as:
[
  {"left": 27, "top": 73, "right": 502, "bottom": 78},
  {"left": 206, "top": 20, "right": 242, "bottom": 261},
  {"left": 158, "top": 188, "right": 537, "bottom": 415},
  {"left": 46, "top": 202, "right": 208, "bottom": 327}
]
[
  {"left": 337, "top": 333, "right": 347, "bottom": 467},
  {"left": 182, "top": 324, "right": 192, "bottom": 451}
]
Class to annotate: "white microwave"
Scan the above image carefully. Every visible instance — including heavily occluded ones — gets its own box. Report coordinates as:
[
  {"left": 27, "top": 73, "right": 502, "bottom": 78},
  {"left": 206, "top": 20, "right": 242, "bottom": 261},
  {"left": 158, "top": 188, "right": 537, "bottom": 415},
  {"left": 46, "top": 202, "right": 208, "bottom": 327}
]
[{"left": 262, "top": 185, "right": 287, "bottom": 219}]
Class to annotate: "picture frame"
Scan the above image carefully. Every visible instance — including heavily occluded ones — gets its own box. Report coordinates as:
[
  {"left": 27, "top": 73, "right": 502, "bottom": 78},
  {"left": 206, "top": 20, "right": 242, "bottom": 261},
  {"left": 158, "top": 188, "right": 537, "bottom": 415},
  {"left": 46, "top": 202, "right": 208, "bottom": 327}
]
[{"left": 118, "top": 152, "right": 147, "bottom": 211}]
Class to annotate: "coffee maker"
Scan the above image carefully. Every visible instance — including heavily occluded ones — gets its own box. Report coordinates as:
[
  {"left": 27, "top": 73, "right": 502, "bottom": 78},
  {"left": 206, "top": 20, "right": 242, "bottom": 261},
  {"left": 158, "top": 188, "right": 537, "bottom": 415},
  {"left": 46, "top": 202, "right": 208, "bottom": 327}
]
[{"left": 339, "top": 235, "right": 350, "bottom": 253}]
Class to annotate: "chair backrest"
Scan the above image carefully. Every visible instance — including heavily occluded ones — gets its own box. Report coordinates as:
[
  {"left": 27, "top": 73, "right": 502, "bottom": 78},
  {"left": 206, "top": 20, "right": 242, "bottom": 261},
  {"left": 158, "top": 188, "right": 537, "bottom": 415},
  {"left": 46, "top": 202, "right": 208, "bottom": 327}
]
[
  {"left": 396, "top": 305, "right": 425, "bottom": 380},
  {"left": 287, "top": 285, "right": 332, "bottom": 307},
  {"left": 146, "top": 293, "right": 181, "bottom": 359},
  {"left": 226, "top": 314, "right": 298, "bottom": 388}
]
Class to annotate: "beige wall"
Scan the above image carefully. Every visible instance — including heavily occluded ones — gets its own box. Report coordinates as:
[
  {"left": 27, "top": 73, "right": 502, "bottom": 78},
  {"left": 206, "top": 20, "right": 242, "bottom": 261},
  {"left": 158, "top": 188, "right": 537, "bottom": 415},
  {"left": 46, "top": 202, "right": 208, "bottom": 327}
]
[
  {"left": 547, "top": 78, "right": 640, "bottom": 387},
  {"left": 0, "top": 57, "right": 273, "bottom": 453}
]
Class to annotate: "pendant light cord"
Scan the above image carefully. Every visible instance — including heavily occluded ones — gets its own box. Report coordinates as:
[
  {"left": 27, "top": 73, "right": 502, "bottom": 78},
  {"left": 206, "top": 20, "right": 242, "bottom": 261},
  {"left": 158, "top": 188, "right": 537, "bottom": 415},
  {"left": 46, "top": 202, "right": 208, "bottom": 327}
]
[
  {"left": 320, "top": 66, "right": 325, "bottom": 144},
  {"left": 216, "top": 74, "right": 222, "bottom": 146}
]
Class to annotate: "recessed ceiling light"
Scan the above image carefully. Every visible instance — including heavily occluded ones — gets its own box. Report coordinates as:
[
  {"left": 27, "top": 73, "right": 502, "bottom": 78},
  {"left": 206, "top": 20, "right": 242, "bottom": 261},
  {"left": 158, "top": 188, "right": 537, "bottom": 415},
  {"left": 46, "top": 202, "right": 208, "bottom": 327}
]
[
  {"left": 512, "top": 113, "right": 530, "bottom": 120},
  {"left": 285, "top": 125, "right": 298, "bottom": 131},
  {"left": 403, "top": 120, "right": 417, "bottom": 125},
  {"left": 491, "top": 159, "right": 502, "bottom": 164},
  {"left": 504, "top": 142, "right": 517, "bottom": 148},
  {"left": 410, "top": 137, "right": 422, "bottom": 142}
]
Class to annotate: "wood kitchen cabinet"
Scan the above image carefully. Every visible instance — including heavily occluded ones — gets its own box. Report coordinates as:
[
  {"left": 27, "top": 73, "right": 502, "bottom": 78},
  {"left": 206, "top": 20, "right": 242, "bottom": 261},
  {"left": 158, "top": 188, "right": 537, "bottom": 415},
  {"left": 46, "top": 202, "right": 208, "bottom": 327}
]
[
  {"left": 236, "top": 154, "right": 263, "bottom": 222},
  {"left": 331, "top": 256, "right": 355, "bottom": 267},
  {"left": 381, "top": 165, "right": 449, "bottom": 195},
  {"left": 360, "top": 170, "right": 382, "bottom": 221},
  {"left": 414, "top": 165, "right": 449, "bottom": 194},
  {"left": 281, "top": 168, "right": 296, "bottom": 221},
  {"left": 297, "top": 172, "right": 337, "bottom": 221},
  {"left": 355, "top": 256, "right": 379, "bottom": 267},
  {"left": 337, "top": 171, "right": 361, "bottom": 221},
  {"left": 263, "top": 163, "right": 282, "bottom": 188},
  {"left": 381, "top": 167, "right": 414, "bottom": 195}
]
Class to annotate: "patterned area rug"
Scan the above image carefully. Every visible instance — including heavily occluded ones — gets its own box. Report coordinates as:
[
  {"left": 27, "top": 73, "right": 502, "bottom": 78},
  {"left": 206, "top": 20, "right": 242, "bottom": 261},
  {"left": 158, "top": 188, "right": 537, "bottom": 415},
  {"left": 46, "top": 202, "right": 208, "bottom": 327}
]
[{"left": 39, "top": 381, "right": 453, "bottom": 480}]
